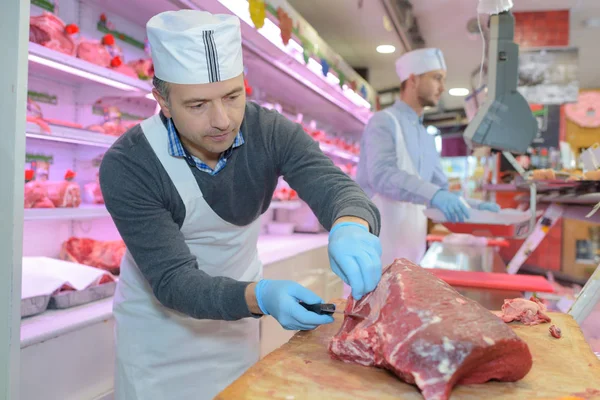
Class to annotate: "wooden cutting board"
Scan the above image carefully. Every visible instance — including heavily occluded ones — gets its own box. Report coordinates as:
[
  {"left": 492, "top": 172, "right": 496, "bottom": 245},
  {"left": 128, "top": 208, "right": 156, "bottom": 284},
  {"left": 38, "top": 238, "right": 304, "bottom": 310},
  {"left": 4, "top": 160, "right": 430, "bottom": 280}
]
[{"left": 216, "top": 304, "right": 600, "bottom": 400}]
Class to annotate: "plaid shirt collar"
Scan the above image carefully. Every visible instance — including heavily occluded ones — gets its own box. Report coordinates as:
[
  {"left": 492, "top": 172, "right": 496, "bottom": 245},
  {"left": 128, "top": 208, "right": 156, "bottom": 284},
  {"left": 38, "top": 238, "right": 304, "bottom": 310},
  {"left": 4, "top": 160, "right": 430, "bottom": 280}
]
[{"left": 166, "top": 117, "right": 244, "bottom": 176}]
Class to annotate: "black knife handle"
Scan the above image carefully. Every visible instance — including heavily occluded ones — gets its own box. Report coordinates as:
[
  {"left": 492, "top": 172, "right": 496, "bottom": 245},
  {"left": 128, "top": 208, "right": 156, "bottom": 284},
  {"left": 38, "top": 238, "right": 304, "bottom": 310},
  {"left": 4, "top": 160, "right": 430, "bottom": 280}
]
[{"left": 299, "top": 302, "right": 336, "bottom": 315}]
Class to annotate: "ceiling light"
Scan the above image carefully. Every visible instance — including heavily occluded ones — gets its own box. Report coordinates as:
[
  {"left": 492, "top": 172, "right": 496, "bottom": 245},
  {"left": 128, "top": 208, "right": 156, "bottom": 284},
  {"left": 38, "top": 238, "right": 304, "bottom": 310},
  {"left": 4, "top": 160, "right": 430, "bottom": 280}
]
[
  {"left": 376, "top": 45, "right": 396, "bottom": 54},
  {"left": 426, "top": 125, "right": 440, "bottom": 135},
  {"left": 449, "top": 88, "right": 470, "bottom": 97}
]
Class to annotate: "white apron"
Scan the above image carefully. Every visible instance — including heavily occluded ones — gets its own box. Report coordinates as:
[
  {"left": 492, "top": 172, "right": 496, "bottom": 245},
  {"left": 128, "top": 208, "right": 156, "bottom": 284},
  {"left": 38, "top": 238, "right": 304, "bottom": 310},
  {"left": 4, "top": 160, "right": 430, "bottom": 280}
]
[
  {"left": 371, "top": 110, "right": 428, "bottom": 266},
  {"left": 113, "top": 114, "right": 262, "bottom": 400}
]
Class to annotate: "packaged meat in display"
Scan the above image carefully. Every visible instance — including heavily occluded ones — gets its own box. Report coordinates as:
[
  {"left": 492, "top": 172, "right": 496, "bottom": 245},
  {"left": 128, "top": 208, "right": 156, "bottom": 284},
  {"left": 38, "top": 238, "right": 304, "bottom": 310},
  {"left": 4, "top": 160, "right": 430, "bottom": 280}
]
[
  {"left": 29, "top": 12, "right": 77, "bottom": 56},
  {"left": 329, "top": 259, "right": 533, "bottom": 400},
  {"left": 24, "top": 170, "right": 55, "bottom": 208},
  {"left": 272, "top": 187, "right": 298, "bottom": 201},
  {"left": 76, "top": 38, "right": 112, "bottom": 68},
  {"left": 111, "top": 62, "right": 139, "bottom": 79},
  {"left": 128, "top": 58, "right": 154, "bottom": 80},
  {"left": 84, "top": 172, "right": 104, "bottom": 204},
  {"left": 43, "top": 170, "right": 82, "bottom": 208},
  {"left": 60, "top": 237, "right": 126, "bottom": 275},
  {"left": 86, "top": 106, "right": 135, "bottom": 137}
]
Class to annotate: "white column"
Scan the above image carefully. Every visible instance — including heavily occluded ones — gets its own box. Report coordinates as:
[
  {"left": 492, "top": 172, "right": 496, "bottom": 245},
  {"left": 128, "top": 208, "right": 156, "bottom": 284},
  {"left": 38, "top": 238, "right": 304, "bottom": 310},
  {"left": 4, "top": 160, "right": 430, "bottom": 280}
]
[{"left": 0, "top": 0, "right": 30, "bottom": 398}]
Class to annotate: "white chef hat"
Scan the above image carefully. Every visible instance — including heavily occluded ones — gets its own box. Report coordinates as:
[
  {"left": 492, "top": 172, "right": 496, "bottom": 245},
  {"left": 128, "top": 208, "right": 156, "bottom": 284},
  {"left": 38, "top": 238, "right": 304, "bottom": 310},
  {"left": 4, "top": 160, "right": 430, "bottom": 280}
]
[
  {"left": 146, "top": 10, "right": 243, "bottom": 85},
  {"left": 395, "top": 48, "right": 447, "bottom": 83}
]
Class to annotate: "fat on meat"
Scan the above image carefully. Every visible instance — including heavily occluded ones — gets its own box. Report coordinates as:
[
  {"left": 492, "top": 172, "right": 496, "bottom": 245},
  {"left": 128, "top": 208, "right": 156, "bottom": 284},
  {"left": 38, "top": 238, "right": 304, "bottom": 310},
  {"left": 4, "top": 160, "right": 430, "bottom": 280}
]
[
  {"left": 29, "top": 12, "right": 76, "bottom": 55},
  {"left": 76, "top": 39, "right": 112, "bottom": 68},
  {"left": 329, "top": 259, "right": 533, "bottom": 400}
]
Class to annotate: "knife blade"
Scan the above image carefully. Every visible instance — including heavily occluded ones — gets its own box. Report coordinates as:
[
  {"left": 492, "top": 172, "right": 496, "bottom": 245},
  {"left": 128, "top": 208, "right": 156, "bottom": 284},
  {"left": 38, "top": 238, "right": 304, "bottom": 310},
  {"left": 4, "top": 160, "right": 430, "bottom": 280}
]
[{"left": 299, "top": 302, "right": 364, "bottom": 319}]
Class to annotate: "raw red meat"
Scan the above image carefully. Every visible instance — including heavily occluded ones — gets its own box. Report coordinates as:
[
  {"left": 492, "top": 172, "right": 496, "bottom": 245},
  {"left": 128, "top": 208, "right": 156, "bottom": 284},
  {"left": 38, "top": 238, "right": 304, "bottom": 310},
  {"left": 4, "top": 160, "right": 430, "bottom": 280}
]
[
  {"left": 500, "top": 297, "right": 552, "bottom": 326},
  {"left": 29, "top": 12, "right": 76, "bottom": 55},
  {"left": 60, "top": 237, "right": 126, "bottom": 275},
  {"left": 87, "top": 124, "right": 106, "bottom": 134},
  {"left": 329, "top": 259, "right": 533, "bottom": 400},
  {"left": 112, "top": 63, "right": 138, "bottom": 79},
  {"left": 549, "top": 325, "right": 562, "bottom": 339},
  {"left": 128, "top": 58, "right": 154, "bottom": 80},
  {"left": 24, "top": 181, "right": 55, "bottom": 208},
  {"left": 84, "top": 173, "right": 104, "bottom": 204},
  {"left": 45, "top": 181, "right": 82, "bottom": 208},
  {"left": 26, "top": 116, "right": 51, "bottom": 134},
  {"left": 76, "top": 39, "right": 112, "bottom": 67}
]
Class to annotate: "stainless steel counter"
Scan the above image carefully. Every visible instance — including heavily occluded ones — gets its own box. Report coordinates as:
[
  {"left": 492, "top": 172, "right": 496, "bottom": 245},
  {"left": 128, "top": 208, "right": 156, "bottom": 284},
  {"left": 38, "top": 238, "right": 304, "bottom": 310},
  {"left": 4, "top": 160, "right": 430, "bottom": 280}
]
[{"left": 420, "top": 242, "right": 523, "bottom": 310}]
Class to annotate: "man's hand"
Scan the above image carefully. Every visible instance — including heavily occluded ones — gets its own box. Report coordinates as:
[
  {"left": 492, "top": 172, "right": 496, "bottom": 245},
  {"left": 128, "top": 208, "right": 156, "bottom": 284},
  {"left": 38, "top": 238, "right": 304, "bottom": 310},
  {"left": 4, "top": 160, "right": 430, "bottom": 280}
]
[
  {"left": 328, "top": 220, "right": 382, "bottom": 300},
  {"left": 478, "top": 202, "right": 501, "bottom": 212},
  {"left": 431, "top": 189, "right": 470, "bottom": 223},
  {"left": 253, "top": 280, "right": 334, "bottom": 330}
]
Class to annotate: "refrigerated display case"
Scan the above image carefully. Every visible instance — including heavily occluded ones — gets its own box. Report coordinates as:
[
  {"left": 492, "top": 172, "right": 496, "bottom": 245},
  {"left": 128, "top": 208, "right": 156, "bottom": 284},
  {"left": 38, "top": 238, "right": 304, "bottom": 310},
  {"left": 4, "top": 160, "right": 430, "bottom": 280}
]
[{"left": 6, "top": 0, "right": 375, "bottom": 398}]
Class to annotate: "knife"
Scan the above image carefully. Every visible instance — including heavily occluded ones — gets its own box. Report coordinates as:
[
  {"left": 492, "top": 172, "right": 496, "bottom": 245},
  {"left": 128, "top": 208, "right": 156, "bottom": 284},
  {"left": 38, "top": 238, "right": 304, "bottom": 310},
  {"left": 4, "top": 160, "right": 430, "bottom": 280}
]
[{"left": 299, "top": 302, "right": 365, "bottom": 319}]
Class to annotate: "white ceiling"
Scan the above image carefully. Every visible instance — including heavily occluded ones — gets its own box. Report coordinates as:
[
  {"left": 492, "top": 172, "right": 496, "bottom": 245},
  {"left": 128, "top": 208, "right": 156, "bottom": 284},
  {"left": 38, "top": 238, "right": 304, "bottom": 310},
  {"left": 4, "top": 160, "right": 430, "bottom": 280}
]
[{"left": 288, "top": 0, "right": 600, "bottom": 111}]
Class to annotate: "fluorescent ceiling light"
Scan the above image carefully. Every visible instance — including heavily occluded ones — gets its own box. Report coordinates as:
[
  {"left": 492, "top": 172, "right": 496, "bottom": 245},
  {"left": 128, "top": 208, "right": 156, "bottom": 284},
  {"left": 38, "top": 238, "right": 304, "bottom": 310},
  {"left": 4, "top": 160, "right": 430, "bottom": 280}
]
[
  {"left": 28, "top": 54, "right": 140, "bottom": 91},
  {"left": 376, "top": 45, "right": 395, "bottom": 54},
  {"left": 449, "top": 88, "right": 470, "bottom": 97}
]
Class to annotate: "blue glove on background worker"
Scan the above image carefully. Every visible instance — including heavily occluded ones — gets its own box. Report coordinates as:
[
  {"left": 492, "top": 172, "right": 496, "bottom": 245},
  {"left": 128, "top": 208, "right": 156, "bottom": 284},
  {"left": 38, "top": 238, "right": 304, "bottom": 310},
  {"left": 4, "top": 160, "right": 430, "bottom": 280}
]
[
  {"left": 432, "top": 189, "right": 500, "bottom": 223},
  {"left": 255, "top": 280, "right": 334, "bottom": 330},
  {"left": 327, "top": 222, "right": 382, "bottom": 301},
  {"left": 478, "top": 202, "right": 501, "bottom": 212}
]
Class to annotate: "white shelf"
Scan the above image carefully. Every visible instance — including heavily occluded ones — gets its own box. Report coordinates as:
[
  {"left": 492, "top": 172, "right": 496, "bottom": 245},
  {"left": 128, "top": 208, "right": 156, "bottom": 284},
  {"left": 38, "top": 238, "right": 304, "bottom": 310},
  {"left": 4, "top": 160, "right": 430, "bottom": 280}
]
[
  {"left": 269, "top": 200, "right": 303, "bottom": 210},
  {"left": 24, "top": 205, "right": 110, "bottom": 221},
  {"left": 20, "top": 297, "right": 113, "bottom": 348},
  {"left": 26, "top": 122, "right": 117, "bottom": 148},
  {"left": 319, "top": 143, "right": 359, "bottom": 163},
  {"left": 28, "top": 42, "right": 152, "bottom": 93}
]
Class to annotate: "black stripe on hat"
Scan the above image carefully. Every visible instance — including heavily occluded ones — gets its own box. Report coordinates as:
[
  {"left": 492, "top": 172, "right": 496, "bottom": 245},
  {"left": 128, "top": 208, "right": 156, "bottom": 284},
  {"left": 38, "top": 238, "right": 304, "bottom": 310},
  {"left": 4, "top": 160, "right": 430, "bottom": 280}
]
[
  {"left": 203, "top": 30, "right": 219, "bottom": 83},
  {"left": 208, "top": 30, "right": 220, "bottom": 82}
]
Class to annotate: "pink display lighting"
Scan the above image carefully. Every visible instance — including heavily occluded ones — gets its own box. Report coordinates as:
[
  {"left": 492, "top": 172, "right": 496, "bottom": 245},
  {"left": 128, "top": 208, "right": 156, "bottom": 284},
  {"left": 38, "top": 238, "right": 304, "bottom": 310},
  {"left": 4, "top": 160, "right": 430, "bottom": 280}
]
[
  {"left": 28, "top": 54, "right": 141, "bottom": 92},
  {"left": 217, "top": 0, "right": 371, "bottom": 109}
]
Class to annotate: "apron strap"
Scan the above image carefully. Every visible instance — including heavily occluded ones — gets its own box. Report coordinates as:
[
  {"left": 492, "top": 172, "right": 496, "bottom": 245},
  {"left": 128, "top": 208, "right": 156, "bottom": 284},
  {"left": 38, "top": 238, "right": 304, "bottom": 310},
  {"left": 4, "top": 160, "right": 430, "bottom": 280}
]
[
  {"left": 140, "top": 115, "right": 204, "bottom": 208},
  {"left": 382, "top": 109, "right": 417, "bottom": 175}
]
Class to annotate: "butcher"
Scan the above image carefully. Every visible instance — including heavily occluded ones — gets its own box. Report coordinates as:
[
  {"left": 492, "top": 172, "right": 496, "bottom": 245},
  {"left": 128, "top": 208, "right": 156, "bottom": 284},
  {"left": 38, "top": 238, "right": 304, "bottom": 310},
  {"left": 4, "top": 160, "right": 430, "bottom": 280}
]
[
  {"left": 355, "top": 48, "right": 500, "bottom": 266},
  {"left": 99, "top": 9, "right": 382, "bottom": 400}
]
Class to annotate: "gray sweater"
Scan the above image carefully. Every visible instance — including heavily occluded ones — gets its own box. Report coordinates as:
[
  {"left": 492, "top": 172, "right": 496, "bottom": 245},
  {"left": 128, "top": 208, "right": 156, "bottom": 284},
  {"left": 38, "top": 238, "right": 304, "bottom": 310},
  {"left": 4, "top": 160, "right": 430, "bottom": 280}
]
[{"left": 99, "top": 101, "right": 380, "bottom": 321}]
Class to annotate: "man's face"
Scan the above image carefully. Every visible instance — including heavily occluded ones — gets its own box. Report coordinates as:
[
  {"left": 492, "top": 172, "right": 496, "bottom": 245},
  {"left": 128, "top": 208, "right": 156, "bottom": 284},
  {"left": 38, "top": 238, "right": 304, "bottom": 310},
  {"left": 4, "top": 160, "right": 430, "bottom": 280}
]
[
  {"left": 155, "top": 74, "right": 246, "bottom": 160},
  {"left": 416, "top": 69, "right": 446, "bottom": 107}
]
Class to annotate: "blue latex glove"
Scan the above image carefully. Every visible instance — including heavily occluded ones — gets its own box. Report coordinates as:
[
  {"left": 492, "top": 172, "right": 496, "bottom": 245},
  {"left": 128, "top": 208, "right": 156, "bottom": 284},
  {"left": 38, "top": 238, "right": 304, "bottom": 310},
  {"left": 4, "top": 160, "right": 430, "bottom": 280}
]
[
  {"left": 430, "top": 190, "right": 470, "bottom": 223},
  {"left": 255, "top": 280, "right": 334, "bottom": 331},
  {"left": 478, "top": 202, "right": 501, "bottom": 212},
  {"left": 328, "top": 222, "right": 382, "bottom": 301}
]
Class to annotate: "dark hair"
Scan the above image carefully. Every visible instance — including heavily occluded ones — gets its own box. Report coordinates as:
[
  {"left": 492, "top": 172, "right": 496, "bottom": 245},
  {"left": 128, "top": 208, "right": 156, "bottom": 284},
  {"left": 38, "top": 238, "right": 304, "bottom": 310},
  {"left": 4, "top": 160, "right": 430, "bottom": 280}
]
[{"left": 399, "top": 80, "right": 408, "bottom": 93}]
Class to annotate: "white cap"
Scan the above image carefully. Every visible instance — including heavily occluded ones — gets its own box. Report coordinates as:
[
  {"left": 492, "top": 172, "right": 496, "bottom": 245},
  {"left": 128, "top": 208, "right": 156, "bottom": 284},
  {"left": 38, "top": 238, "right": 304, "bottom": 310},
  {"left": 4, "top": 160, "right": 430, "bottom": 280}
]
[
  {"left": 146, "top": 10, "right": 243, "bottom": 84},
  {"left": 395, "top": 48, "right": 447, "bottom": 83}
]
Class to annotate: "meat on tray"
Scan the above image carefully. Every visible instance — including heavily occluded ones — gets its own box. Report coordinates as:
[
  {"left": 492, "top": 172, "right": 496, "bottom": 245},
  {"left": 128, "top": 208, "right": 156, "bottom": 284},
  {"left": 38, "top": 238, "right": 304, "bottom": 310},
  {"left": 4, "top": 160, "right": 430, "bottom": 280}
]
[
  {"left": 329, "top": 259, "right": 533, "bottom": 400},
  {"left": 60, "top": 237, "right": 126, "bottom": 275},
  {"left": 24, "top": 172, "right": 81, "bottom": 209},
  {"left": 128, "top": 58, "right": 154, "bottom": 80},
  {"left": 29, "top": 12, "right": 76, "bottom": 55},
  {"left": 76, "top": 39, "right": 112, "bottom": 67},
  {"left": 500, "top": 297, "right": 551, "bottom": 326},
  {"left": 24, "top": 181, "right": 55, "bottom": 208},
  {"left": 111, "top": 63, "right": 138, "bottom": 78},
  {"left": 45, "top": 180, "right": 82, "bottom": 208}
]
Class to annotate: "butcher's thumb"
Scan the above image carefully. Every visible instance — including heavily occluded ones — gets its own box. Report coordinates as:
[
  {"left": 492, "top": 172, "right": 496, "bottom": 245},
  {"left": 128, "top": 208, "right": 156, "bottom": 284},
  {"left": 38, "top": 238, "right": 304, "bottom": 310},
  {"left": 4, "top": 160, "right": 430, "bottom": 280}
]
[{"left": 291, "top": 284, "right": 324, "bottom": 305}]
